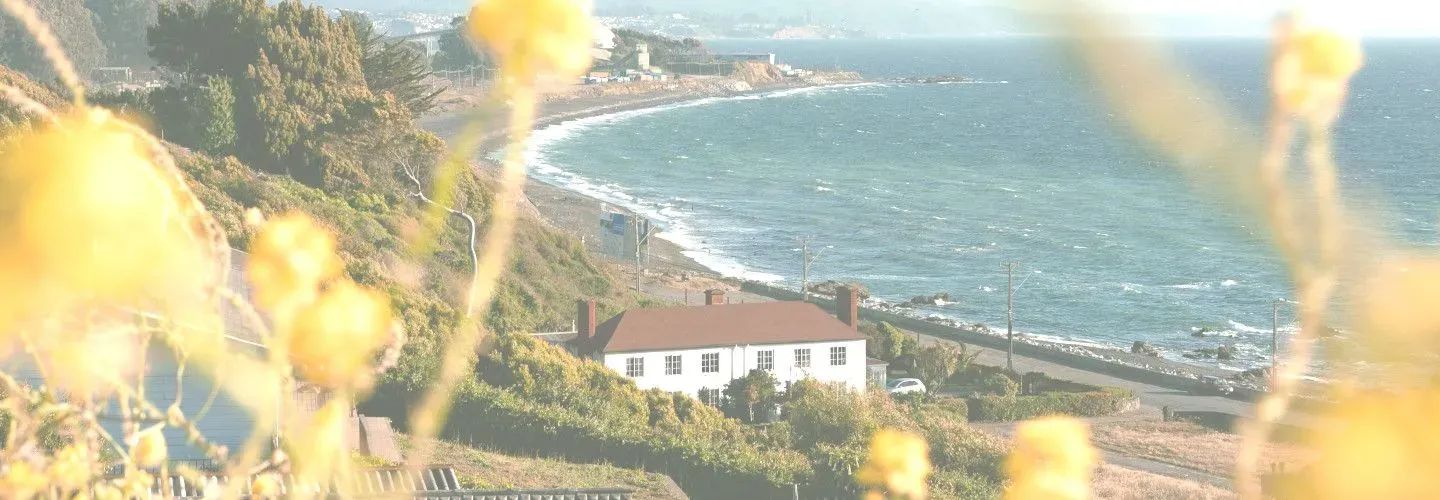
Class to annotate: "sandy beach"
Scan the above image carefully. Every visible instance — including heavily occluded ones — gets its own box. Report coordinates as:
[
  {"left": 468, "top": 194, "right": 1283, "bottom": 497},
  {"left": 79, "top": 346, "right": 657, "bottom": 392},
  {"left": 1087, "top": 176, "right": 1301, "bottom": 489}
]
[
  {"left": 417, "top": 72, "right": 1265, "bottom": 386},
  {"left": 420, "top": 72, "right": 861, "bottom": 299}
]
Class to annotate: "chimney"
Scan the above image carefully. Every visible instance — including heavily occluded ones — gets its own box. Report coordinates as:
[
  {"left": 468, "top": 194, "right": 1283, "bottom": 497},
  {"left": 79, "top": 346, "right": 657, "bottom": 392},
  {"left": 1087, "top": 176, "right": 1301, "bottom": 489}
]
[
  {"left": 836, "top": 286, "right": 858, "bottom": 329},
  {"left": 577, "top": 300, "right": 597, "bottom": 342},
  {"left": 705, "top": 289, "right": 726, "bottom": 306}
]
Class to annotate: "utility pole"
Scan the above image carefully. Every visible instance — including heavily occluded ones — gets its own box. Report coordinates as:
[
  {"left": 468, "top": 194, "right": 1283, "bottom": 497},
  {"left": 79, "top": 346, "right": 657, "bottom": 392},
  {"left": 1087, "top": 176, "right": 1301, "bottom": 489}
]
[
  {"left": 798, "top": 237, "right": 827, "bottom": 302},
  {"left": 633, "top": 215, "right": 650, "bottom": 293},
  {"left": 1005, "top": 262, "right": 1016, "bottom": 373}
]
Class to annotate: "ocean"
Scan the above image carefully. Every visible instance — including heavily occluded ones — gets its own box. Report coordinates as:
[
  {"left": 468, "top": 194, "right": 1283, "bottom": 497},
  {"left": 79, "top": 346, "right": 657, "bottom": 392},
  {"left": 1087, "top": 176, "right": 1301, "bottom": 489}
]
[{"left": 525, "top": 38, "right": 1440, "bottom": 371}]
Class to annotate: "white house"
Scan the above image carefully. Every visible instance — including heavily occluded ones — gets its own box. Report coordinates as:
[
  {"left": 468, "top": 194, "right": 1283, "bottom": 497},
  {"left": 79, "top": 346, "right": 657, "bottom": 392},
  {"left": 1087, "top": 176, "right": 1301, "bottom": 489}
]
[{"left": 576, "top": 288, "right": 867, "bottom": 401}]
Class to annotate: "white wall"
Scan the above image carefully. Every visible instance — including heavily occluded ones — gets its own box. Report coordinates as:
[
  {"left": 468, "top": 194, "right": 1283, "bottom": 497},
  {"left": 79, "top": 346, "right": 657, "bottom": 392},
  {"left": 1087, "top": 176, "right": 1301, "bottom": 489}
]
[{"left": 602, "top": 339, "right": 866, "bottom": 398}]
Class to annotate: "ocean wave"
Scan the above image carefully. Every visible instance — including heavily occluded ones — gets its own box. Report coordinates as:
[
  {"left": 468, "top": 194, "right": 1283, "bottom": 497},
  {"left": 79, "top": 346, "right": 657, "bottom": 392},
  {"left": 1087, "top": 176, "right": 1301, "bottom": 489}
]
[
  {"left": 815, "top": 186, "right": 835, "bottom": 193},
  {"left": 522, "top": 85, "right": 882, "bottom": 283}
]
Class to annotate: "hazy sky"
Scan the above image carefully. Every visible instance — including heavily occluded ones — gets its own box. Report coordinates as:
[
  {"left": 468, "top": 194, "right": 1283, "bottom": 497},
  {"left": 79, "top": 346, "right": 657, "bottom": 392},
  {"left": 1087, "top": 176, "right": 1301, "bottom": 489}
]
[{"left": 1038, "top": 0, "right": 1440, "bottom": 36}]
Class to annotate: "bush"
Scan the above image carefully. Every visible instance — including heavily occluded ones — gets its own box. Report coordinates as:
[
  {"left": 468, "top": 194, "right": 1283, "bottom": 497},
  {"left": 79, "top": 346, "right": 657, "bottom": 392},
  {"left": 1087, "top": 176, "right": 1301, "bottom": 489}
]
[
  {"left": 978, "top": 372, "right": 1020, "bottom": 397},
  {"left": 968, "top": 388, "right": 1138, "bottom": 422}
]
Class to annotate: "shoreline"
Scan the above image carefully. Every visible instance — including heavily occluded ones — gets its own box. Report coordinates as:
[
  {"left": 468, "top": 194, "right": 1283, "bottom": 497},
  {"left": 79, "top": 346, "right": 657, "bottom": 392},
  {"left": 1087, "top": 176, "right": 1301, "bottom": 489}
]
[{"left": 418, "top": 74, "right": 1255, "bottom": 390}]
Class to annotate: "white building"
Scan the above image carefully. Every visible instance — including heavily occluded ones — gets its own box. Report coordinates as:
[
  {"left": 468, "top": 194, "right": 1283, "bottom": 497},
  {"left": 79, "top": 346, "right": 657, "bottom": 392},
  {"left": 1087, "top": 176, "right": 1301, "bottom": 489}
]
[{"left": 576, "top": 288, "right": 867, "bottom": 401}]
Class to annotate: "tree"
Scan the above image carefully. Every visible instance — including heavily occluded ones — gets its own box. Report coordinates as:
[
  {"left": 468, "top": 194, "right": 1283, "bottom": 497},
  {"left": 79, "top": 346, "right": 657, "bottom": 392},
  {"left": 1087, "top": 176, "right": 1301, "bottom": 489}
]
[
  {"left": 913, "top": 343, "right": 978, "bottom": 389},
  {"left": 431, "top": 16, "right": 487, "bottom": 71},
  {"left": 86, "top": 0, "right": 159, "bottom": 67},
  {"left": 722, "top": 369, "right": 780, "bottom": 423},
  {"left": 340, "top": 11, "right": 442, "bottom": 115},
  {"left": 148, "top": 0, "right": 396, "bottom": 187},
  {"left": 148, "top": 78, "right": 236, "bottom": 155},
  {"left": 863, "top": 321, "right": 917, "bottom": 361},
  {"left": 0, "top": 0, "right": 106, "bottom": 82}
]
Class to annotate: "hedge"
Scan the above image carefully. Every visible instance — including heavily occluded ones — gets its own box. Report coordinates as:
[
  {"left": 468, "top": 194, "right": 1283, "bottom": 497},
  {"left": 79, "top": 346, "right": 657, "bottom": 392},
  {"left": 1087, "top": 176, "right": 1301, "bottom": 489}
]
[
  {"left": 967, "top": 387, "right": 1138, "bottom": 422},
  {"left": 437, "top": 381, "right": 813, "bottom": 499}
]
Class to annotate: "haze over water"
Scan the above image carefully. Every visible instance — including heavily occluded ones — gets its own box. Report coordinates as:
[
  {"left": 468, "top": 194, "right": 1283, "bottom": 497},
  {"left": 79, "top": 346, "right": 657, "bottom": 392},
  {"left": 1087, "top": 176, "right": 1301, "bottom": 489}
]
[{"left": 528, "top": 38, "right": 1440, "bottom": 370}]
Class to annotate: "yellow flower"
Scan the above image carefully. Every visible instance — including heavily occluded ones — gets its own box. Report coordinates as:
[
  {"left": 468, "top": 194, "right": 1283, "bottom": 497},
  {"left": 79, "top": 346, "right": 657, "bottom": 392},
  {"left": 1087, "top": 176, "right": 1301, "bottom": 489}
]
[
  {"left": 50, "top": 443, "right": 93, "bottom": 491},
  {"left": 0, "top": 461, "right": 48, "bottom": 498},
  {"left": 290, "top": 398, "right": 349, "bottom": 484},
  {"left": 467, "top": 0, "right": 595, "bottom": 85},
  {"left": 0, "top": 109, "right": 205, "bottom": 319},
  {"left": 856, "top": 429, "right": 932, "bottom": 499},
  {"left": 250, "top": 473, "right": 280, "bottom": 498},
  {"left": 289, "top": 280, "right": 392, "bottom": 390},
  {"left": 1004, "top": 417, "right": 1097, "bottom": 500},
  {"left": 90, "top": 483, "right": 123, "bottom": 500},
  {"left": 42, "top": 325, "right": 140, "bottom": 400},
  {"left": 116, "top": 469, "right": 154, "bottom": 498},
  {"left": 130, "top": 427, "right": 168, "bottom": 468},
  {"left": 1305, "top": 389, "right": 1440, "bottom": 499},
  {"left": 247, "top": 212, "right": 341, "bottom": 312},
  {"left": 1271, "top": 15, "right": 1362, "bottom": 116},
  {"left": 1357, "top": 256, "right": 1440, "bottom": 356}
]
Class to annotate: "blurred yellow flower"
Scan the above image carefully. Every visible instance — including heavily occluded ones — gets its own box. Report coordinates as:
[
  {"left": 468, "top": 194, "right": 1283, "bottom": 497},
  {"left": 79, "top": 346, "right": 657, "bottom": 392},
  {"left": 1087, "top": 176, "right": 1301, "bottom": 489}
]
[
  {"left": 0, "top": 109, "right": 206, "bottom": 320},
  {"left": 1005, "top": 417, "right": 1097, "bottom": 500},
  {"left": 116, "top": 469, "right": 154, "bottom": 497},
  {"left": 467, "top": 0, "right": 594, "bottom": 85},
  {"left": 289, "top": 280, "right": 393, "bottom": 390},
  {"left": 0, "top": 461, "right": 48, "bottom": 498},
  {"left": 291, "top": 398, "right": 349, "bottom": 485},
  {"left": 130, "top": 427, "right": 168, "bottom": 468},
  {"left": 42, "top": 325, "right": 140, "bottom": 400},
  {"left": 1305, "top": 389, "right": 1440, "bottom": 499},
  {"left": 1271, "top": 16, "right": 1362, "bottom": 117},
  {"left": 251, "top": 473, "right": 280, "bottom": 498},
  {"left": 856, "top": 429, "right": 932, "bottom": 499},
  {"left": 247, "top": 212, "right": 341, "bottom": 312},
  {"left": 1357, "top": 256, "right": 1440, "bottom": 355},
  {"left": 49, "top": 443, "right": 92, "bottom": 491}
]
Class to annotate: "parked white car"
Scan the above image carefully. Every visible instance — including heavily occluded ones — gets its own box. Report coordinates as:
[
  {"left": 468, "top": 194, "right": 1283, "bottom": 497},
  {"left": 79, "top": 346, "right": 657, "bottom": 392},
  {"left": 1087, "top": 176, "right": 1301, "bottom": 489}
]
[{"left": 886, "top": 378, "right": 926, "bottom": 395}]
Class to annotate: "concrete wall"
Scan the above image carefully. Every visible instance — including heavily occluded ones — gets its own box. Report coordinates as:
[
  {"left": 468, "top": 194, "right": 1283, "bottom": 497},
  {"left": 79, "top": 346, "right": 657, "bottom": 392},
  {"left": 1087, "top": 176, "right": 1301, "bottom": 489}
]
[{"left": 603, "top": 339, "right": 866, "bottom": 397}]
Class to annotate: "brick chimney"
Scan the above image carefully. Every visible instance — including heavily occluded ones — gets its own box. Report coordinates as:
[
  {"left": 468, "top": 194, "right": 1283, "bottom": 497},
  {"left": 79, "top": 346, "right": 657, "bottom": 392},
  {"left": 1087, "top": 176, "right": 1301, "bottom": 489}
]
[
  {"left": 705, "top": 289, "right": 726, "bottom": 305},
  {"left": 577, "top": 299, "right": 597, "bottom": 343},
  {"left": 836, "top": 286, "right": 858, "bottom": 329}
]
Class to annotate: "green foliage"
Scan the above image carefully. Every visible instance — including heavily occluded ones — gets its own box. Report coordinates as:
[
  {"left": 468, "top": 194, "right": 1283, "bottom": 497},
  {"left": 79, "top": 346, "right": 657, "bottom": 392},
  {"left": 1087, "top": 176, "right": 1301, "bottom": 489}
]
[
  {"left": 0, "top": 66, "right": 63, "bottom": 136},
  {"left": 94, "top": 78, "right": 239, "bottom": 155},
  {"left": 612, "top": 28, "right": 706, "bottom": 67},
  {"left": 432, "top": 16, "right": 488, "bottom": 71},
  {"left": 978, "top": 372, "right": 1020, "bottom": 397},
  {"left": 913, "top": 343, "right": 975, "bottom": 389},
  {"left": 402, "top": 334, "right": 812, "bottom": 497},
  {"left": 861, "top": 321, "right": 917, "bottom": 361},
  {"left": 968, "top": 387, "right": 1138, "bottom": 422},
  {"left": 0, "top": 0, "right": 105, "bottom": 82},
  {"left": 85, "top": 0, "right": 159, "bottom": 67},
  {"left": 722, "top": 369, "right": 780, "bottom": 423},
  {"left": 150, "top": 0, "right": 406, "bottom": 188},
  {"left": 340, "top": 11, "right": 442, "bottom": 115}
]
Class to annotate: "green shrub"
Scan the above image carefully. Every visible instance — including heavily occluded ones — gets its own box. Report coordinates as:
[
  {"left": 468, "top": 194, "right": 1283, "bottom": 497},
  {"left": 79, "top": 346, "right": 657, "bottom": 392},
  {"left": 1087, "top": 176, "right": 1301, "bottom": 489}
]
[
  {"left": 978, "top": 372, "right": 1020, "bottom": 397},
  {"left": 968, "top": 388, "right": 1137, "bottom": 421}
]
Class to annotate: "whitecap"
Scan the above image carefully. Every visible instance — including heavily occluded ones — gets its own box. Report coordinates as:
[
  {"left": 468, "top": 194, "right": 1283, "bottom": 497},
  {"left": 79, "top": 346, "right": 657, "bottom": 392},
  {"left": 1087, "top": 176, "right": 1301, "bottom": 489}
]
[
  {"left": 1220, "top": 279, "right": 1239, "bottom": 287},
  {"left": 815, "top": 186, "right": 834, "bottom": 193}
]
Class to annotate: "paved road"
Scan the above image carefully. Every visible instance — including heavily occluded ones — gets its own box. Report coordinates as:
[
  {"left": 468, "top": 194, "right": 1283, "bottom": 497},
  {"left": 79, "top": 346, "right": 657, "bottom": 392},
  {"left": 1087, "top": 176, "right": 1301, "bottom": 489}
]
[{"left": 918, "top": 333, "right": 1257, "bottom": 416}]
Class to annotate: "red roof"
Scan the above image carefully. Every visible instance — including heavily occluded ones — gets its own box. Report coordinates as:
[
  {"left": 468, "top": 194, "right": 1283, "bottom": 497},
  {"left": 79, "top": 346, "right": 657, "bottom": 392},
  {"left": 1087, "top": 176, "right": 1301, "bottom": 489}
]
[{"left": 591, "top": 301, "right": 864, "bottom": 353}]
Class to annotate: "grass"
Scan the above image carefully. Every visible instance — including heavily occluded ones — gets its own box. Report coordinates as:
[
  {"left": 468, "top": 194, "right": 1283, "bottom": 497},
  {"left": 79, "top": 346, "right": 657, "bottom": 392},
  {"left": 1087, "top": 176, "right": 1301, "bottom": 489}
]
[
  {"left": 1093, "top": 464, "right": 1235, "bottom": 500},
  {"left": 396, "top": 435, "right": 683, "bottom": 499},
  {"left": 1090, "top": 420, "right": 1312, "bottom": 478}
]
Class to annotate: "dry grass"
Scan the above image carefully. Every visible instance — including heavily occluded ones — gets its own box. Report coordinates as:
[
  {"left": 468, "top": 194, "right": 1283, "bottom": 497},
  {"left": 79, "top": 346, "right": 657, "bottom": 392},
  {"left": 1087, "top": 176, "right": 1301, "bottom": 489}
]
[
  {"left": 400, "top": 436, "right": 684, "bottom": 499},
  {"left": 1093, "top": 464, "right": 1234, "bottom": 500},
  {"left": 1091, "top": 420, "right": 1312, "bottom": 478}
]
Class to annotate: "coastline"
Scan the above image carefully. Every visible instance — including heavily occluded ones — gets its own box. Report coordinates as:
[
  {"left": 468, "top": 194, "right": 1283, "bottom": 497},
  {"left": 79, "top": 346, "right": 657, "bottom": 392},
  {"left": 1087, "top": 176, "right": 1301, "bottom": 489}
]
[{"left": 417, "top": 74, "right": 1256, "bottom": 390}]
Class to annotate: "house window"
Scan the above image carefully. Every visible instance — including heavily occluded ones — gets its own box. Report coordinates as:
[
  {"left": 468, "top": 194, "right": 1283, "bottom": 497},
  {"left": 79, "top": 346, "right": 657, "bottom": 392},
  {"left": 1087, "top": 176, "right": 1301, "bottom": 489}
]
[
  {"left": 699, "top": 388, "right": 721, "bottom": 406},
  {"left": 701, "top": 352, "right": 719, "bottom": 373},
  {"left": 665, "top": 355, "right": 682, "bottom": 375},
  {"left": 757, "top": 350, "right": 774, "bottom": 371},
  {"left": 829, "top": 346, "right": 847, "bottom": 366},
  {"left": 626, "top": 357, "right": 644, "bottom": 377},
  {"left": 794, "top": 348, "right": 811, "bottom": 368}
]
